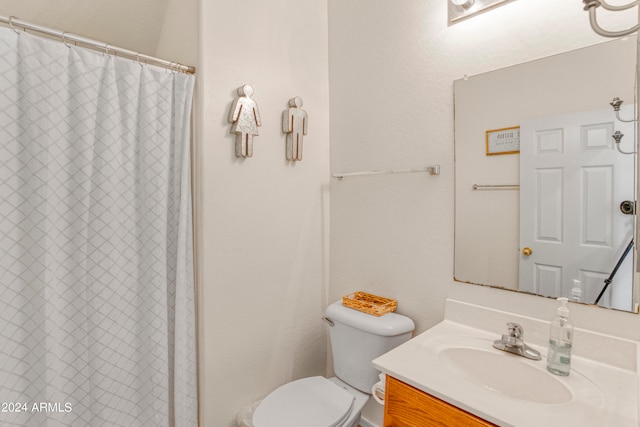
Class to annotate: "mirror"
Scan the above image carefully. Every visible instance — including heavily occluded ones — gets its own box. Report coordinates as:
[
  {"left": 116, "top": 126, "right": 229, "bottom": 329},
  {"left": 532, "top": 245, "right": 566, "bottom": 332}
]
[{"left": 454, "top": 36, "right": 639, "bottom": 312}]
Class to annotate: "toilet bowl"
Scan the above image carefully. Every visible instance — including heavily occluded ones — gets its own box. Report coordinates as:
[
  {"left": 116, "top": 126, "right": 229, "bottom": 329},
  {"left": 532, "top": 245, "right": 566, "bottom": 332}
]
[
  {"left": 253, "top": 376, "right": 369, "bottom": 427},
  {"left": 246, "top": 301, "right": 415, "bottom": 427}
]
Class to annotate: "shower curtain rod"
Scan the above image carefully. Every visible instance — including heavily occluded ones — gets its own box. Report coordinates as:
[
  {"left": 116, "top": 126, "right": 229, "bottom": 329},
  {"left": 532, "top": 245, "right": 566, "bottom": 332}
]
[{"left": 0, "top": 15, "right": 196, "bottom": 75}]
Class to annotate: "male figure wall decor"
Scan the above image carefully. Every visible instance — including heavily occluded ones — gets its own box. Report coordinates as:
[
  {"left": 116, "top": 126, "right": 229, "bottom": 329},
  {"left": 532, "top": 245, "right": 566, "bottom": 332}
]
[{"left": 282, "top": 97, "right": 308, "bottom": 161}]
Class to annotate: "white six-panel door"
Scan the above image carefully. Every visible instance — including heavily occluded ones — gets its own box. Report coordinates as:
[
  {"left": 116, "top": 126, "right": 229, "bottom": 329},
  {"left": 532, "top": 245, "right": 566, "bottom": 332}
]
[{"left": 519, "top": 108, "right": 634, "bottom": 310}]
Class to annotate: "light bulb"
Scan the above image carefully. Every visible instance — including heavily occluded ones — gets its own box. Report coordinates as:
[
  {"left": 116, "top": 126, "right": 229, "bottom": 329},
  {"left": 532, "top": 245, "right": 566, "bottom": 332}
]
[{"left": 450, "top": 0, "right": 475, "bottom": 9}]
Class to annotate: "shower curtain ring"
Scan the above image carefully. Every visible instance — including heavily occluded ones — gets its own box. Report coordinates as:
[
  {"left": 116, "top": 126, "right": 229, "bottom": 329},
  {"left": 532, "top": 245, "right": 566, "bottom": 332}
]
[
  {"left": 104, "top": 43, "right": 112, "bottom": 58},
  {"left": 136, "top": 52, "right": 143, "bottom": 67},
  {"left": 62, "top": 32, "right": 71, "bottom": 48},
  {"left": 8, "top": 16, "right": 20, "bottom": 35}
]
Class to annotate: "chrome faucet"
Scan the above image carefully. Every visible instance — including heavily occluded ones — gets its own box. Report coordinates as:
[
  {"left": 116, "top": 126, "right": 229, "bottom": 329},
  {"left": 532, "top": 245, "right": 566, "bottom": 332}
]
[{"left": 493, "top": 322, "right": 541, "bottom": 360}]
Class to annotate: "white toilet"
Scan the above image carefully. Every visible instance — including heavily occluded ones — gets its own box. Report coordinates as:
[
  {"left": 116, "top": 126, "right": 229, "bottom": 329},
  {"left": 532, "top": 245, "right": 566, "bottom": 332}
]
[{"left": 250, "top": 301, "right": 415, "bottom": 427}]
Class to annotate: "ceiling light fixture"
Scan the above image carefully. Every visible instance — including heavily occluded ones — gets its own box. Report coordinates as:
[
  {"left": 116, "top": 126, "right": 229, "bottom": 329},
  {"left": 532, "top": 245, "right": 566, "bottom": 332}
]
[
  {"left": 448, "top": 0, "right": 514, "bottom": 25},
  {"left": 450, "top": 0, "right": 475, "bottom": 10},
  {"left": 583, "top": 0, "right": 640, "bottom": 38}
]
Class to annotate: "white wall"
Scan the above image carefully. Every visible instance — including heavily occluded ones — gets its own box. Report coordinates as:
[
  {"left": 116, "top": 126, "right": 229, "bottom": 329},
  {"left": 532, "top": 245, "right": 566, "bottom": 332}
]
[
  {"left": 0, "top": 2, "right": 331, "bottom": 426},
  {"left": 6, "top": 2, "right": 640, "bottom": 426},
  {"left": 155, "top": 0, "right": 198, "bottom": 67},
  {"left": 198, "top": 1, "right": 330, "bottom": 426},
  {"left": 329, "top": 1, "right": 640, "bottom": 422},
  {"left": 0, "top": 0, "right": 169, "bottom": 56},
  {"left": 329, "top": 0, "right": 640, "bottom": 332}
]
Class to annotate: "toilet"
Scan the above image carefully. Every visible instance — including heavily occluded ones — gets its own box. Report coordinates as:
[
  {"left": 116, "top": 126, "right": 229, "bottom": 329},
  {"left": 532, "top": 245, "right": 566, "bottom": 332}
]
[{"left": 250, "top": 301, "right": 415, "bottom": 427}]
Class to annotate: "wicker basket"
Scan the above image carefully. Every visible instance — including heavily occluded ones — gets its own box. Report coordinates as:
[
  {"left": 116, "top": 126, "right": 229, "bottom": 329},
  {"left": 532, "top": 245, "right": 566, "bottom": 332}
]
[{"left": 342, "top": 292, "right": 397, "bottom": 316}]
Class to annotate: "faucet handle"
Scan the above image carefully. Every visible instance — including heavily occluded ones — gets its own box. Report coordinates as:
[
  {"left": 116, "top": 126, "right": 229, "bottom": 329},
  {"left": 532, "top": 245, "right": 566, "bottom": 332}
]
[
  {"left": 506, "top": 322, "right": 523, "bottom": 339},
  {"left": 494, "top": 322, "right": 541, "bottom": 361}
]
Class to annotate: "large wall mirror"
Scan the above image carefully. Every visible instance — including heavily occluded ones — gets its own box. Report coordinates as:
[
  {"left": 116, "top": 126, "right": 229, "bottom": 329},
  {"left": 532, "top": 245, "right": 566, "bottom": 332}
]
[{"left": 454, "top": 36, "right": 639, "bottom": 313}]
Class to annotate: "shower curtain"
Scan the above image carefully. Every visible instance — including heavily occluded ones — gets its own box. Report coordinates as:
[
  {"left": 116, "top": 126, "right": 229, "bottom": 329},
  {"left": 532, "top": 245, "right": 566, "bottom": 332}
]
[{"left": 0, "top": 27, "right": 197, "bottom": 427}]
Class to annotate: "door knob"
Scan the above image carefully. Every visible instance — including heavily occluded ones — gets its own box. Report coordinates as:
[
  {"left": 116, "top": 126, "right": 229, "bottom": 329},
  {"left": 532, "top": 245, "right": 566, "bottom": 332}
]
[{"left": 522, "top": 247, "right": 532, "bottom": 256}]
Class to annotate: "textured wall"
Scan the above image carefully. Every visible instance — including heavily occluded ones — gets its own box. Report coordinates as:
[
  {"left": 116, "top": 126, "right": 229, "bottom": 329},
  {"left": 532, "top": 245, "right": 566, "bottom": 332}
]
[
  {"left": 6, "top": 2, "right": 640, "bottom": 427},
  {"left": 328, "top": 1, "right": 640, "bottom": 424},
  {"left": 0, "top": 0, "right": 170, "bottom": 56},
  {"left": 1, "top": 2, "right": 330, "bottom": 426},
  {"left": 198, "top": 1, "right": 330, "bottom": 426},
  {"left": 329, "top": 0, "right": 638, "bottom": 333}
]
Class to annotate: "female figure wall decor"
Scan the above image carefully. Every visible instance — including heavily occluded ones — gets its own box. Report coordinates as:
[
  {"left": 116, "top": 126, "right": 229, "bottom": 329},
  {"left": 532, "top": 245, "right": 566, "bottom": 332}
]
[{"left": 229, "top": 84, "right": 262, "bottom": 158}]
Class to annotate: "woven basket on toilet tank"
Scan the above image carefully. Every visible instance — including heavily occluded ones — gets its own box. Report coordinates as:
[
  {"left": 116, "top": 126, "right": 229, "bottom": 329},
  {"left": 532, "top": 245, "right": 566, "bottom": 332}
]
[{"left": 342, "top": 292, "right": 397, "bottom": 316}]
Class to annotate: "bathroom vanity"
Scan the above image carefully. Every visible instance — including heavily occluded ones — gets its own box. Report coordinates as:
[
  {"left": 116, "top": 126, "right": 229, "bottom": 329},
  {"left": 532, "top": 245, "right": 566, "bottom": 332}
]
[
  {"left": 384, "top": 375, "right": 494, "bottom": 426},
  {"left": 373, "top": 299, "right": 639, "bottom": 427}
]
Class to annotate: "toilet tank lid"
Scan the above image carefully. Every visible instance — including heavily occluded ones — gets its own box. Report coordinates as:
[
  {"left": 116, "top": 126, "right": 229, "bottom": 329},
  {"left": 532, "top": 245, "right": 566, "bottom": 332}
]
[{"left": 325, "top": 301, "right": 415, "bottom": 336}]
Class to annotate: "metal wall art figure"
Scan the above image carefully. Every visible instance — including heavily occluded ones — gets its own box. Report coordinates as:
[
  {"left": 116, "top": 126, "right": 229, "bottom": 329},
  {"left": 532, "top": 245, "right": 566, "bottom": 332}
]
[
  {"left": 229, "top": 84, "right": 262, "bottom": 158},
  {"left": 282, "top": 96, "right": 308, "bottom": 161}
]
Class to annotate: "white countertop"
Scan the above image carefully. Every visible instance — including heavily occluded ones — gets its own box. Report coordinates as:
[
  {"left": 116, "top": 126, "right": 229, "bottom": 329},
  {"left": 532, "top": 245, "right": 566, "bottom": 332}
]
[{"left": 372, "top": 300, "right": 639, "bottom": 427}]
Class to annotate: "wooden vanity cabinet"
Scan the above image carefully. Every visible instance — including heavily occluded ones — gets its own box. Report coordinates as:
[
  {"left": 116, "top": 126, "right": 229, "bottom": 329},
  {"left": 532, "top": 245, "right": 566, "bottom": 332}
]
[{"left": 383, "top": 376, "right": 496, "bottom": 427}]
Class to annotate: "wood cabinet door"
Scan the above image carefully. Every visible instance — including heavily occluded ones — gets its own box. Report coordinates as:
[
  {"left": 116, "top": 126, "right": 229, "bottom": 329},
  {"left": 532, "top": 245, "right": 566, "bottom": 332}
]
[{"left": 383, "top": 376, "right": 496, "bottom": 427}]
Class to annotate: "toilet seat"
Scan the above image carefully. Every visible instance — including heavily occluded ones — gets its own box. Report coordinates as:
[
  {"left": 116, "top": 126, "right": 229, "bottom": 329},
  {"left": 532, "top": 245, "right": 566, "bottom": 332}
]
[{"left": 253, "top": 376, "right": 355, "bottom": 427}]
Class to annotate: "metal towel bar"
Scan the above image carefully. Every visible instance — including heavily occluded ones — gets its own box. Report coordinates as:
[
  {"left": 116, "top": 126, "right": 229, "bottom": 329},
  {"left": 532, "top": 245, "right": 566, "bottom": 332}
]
[{"left": 472, "top": 184, "right": 519, "bottom": 190}]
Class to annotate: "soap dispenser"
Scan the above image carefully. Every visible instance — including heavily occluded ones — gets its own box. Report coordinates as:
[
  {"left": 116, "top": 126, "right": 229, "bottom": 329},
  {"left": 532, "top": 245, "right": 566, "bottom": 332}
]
[{"left": 547, "top": 297, "right": 573, "bottom": 376}]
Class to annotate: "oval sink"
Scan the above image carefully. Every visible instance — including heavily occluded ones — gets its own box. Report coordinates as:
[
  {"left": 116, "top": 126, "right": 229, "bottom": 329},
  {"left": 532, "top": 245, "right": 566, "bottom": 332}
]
[{"left": 439, "top": 347, "right": 572, "bottom": 404}]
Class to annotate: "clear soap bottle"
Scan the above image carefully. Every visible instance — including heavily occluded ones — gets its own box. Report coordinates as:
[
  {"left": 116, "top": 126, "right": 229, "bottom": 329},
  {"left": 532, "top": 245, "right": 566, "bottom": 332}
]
[{"left": 547, "top": 297, "right": 573, "bottom": 376}]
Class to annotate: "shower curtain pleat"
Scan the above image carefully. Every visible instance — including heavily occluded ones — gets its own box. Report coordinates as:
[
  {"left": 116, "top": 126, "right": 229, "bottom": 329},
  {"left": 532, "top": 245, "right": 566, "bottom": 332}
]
[{"left": 0, "top": 27, "right": 197, "bottom": 427}]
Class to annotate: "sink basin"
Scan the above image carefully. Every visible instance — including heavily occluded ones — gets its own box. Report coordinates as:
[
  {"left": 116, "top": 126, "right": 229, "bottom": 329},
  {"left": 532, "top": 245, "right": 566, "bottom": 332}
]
[
  {"left": 439, "top": 347, "right": 572, "bottom": 404},
  {"left": 372, "top": 319, "right": 630, "bottom": 427}
]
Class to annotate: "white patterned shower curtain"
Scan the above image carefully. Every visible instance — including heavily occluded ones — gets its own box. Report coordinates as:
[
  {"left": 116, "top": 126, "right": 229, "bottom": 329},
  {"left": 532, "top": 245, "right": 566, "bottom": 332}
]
[{"left": 0, "top": 27, "right": 197, "bottom": 427}]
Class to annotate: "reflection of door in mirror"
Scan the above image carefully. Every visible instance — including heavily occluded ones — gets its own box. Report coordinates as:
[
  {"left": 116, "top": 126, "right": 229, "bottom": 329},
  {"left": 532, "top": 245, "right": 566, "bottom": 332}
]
[
  {"left": 453, "top": 36, "right": 639, "bottom": 313},
  {"left": 519, "top": 108, "right": 634, "bottom": 311}
]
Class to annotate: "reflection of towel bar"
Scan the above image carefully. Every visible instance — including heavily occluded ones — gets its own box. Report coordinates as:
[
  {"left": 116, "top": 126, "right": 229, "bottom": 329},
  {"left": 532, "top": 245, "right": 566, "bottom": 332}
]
[{"left": 472, "top": 184, "right": 520, "bottom": 190}]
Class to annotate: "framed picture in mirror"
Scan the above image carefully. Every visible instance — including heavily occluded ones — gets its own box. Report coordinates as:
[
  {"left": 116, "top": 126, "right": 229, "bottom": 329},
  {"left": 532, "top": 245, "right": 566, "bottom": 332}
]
[{"left": 485, "top": 126, "right": 520, "bottom": 155}]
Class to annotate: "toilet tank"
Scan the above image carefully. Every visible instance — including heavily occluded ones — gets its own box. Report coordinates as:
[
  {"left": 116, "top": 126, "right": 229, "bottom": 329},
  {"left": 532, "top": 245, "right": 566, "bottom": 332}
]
[{"left": 325, "top": 301, "right": 415, "bottom": 393}]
